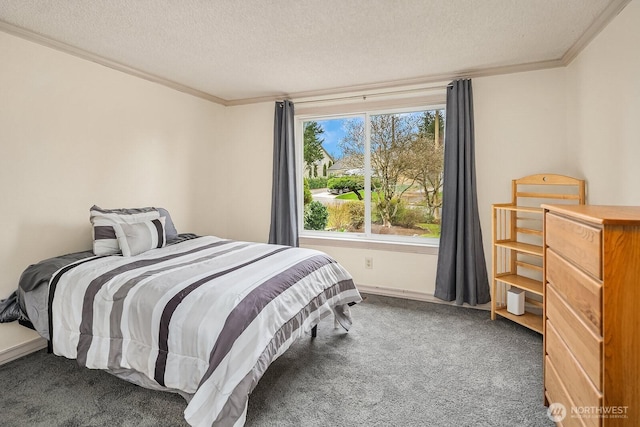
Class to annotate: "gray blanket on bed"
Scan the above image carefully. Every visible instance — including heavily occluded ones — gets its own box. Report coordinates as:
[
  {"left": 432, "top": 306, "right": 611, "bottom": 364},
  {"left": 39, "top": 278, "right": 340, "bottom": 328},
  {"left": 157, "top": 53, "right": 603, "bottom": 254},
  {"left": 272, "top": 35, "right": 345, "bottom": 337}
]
[
  {"left": 0, "top": 291, "right": 24, "bottom": 323},
  {"left": 1, "top": 252, "right": 92, "bottom": 325},
  {"left": 6, "top": 234, "right": 199, "bottom": 338}
]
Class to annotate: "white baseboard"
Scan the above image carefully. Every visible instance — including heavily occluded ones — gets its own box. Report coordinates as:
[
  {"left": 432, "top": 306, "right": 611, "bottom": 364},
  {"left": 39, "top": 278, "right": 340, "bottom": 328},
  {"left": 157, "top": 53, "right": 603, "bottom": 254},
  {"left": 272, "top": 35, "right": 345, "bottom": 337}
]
[
  {"left": 0, "top": 286, "right": 487, "bottom": 366},
  {"left": 0, "top": 337, "right": 47, "bottom": 365},
  {"left": 356, "top": 284, "right": 491, "bottom": 311}
]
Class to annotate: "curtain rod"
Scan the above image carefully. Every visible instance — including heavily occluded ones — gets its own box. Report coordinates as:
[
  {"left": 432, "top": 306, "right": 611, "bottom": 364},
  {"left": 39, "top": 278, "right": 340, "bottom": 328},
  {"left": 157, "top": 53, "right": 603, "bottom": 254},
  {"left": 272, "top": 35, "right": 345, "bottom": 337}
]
[{"left": 291, "top": 84, "right": 450, "bottom": 105}]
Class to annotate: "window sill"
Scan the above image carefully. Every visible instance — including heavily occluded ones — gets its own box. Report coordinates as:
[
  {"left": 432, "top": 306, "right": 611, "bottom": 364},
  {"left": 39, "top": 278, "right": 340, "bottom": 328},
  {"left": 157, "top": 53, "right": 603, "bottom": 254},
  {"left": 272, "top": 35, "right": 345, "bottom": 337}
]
[{"left": 300, "top": 235, "right": 439, "bottom": 255}]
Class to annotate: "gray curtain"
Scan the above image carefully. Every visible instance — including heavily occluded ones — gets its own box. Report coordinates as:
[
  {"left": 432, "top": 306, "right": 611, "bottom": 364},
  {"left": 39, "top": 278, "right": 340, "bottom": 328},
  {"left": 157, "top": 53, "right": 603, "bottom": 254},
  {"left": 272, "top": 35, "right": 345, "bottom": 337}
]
[
  {"left": 434, "top": 79, "right": 490, "bottom": 306},
  {"left": 268, "top": 100, "right": 299, "bottom": 247}
]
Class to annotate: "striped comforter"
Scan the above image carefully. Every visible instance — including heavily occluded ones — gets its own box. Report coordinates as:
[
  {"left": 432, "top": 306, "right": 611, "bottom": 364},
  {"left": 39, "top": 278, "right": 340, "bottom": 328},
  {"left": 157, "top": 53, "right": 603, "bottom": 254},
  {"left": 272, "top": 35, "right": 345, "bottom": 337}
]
[{"left": 48, "top": 236, "right": 361, "bottom": 426}]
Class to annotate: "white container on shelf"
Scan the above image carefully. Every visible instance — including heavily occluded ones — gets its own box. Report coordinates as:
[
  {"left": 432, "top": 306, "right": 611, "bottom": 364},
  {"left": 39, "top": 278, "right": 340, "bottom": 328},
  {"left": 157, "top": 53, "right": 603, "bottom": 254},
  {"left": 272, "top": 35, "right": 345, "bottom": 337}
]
[{"left": 507, "top": 287, "right": 525, "bottom": 315}]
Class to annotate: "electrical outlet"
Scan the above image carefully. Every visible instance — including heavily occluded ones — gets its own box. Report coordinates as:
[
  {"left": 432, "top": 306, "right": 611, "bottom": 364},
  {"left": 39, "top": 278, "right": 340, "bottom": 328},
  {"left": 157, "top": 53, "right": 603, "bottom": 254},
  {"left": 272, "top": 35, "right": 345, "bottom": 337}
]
[{"left": 365, "top": 257, "right": 373, "bottom": 269}]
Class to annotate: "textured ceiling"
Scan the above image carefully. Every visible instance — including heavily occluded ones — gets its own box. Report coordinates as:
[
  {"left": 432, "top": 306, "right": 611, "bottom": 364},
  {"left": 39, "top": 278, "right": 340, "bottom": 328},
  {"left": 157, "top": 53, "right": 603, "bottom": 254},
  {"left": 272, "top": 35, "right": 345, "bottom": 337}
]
[{"left": 0, "top": 0, "right": 629, "bottom": 104}]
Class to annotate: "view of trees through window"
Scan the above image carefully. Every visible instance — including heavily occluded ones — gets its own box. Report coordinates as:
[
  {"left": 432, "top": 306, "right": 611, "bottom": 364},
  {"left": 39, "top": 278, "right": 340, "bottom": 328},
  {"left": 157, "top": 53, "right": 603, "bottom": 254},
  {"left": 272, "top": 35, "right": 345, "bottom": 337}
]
[{"left": 302, "top": 108, "right": 445, "bottom": 240}]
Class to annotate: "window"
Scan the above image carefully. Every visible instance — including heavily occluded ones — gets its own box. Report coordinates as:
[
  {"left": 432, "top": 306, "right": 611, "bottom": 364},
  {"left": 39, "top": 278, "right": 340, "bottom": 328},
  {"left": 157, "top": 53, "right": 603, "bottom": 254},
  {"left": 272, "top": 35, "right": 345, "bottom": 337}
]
[{"left": 298, "top": 105, "right": 445, "bottom": 245}]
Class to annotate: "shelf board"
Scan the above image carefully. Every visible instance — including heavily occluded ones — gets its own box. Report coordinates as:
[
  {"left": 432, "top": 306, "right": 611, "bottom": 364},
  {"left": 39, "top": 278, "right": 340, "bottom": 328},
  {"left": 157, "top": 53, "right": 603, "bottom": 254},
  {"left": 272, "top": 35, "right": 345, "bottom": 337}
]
[
  {"left": 494, "top": 240, "right": 543, "bottom": 256},
  {"left": 516, "top": 227, "right": 543, "bottom": 237},
  {"left": 515, "top": 260, "right": 543, "bottom": 272},
  {"left": 525, "top": 297, "right": 543, "bottom": 308},
  {"left": 495, "top": 308, "right": 543, "bottom": 334},
  {"left": 495, "top": 274, "right": 543, "bottom": 295},
  {"left": 493, "top": 204, "right": 543, "bottom": 213}
]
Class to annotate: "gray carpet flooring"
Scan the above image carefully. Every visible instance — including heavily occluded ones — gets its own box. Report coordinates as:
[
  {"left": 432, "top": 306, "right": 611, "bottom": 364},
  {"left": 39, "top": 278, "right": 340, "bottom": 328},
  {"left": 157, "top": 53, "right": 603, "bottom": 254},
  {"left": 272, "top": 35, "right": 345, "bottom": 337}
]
[{"left": 0, "top": 294, "right": 554, "bottom": 427}]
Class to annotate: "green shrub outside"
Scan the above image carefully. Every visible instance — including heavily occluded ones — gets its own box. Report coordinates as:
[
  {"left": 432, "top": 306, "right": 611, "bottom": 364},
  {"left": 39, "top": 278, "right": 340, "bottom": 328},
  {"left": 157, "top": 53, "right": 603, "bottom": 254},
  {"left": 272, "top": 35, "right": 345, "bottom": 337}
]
[
  {"left": 304, "top": 200, "right": 329, "bottom": 230},
  {"left": 327, "top": 176, "right": 364, "bottom": 191},
  {"left": 394, "top": 205, "right": 428, "bottom": 228},
  {"left": 307, "top": 177, "right": 328, "bottom": 190},
  {"left": 368, "top": 197, "right": 430, "bottom": 228},
  {"left": 303, "top": 178, "right": 312, "bottom": 205},
  {"left": 326, "top": 201, "right": 365, "bottom": 232},
  {"left": 346, "top": 201, "right": 364, "bottom": 230},
  {"left": 327, "top": 175, "right": 381, "bottom": 189},
  {"left": 327, "top": 203, "right": 351, "bottom": 231}
]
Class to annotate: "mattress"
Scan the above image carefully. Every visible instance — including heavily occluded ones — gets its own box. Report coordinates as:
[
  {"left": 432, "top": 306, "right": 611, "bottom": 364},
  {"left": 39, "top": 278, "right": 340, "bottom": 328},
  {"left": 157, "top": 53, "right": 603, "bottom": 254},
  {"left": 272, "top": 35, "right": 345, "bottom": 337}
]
[{"left": 17, "top": 234, "right": 361, "bottom": 426}]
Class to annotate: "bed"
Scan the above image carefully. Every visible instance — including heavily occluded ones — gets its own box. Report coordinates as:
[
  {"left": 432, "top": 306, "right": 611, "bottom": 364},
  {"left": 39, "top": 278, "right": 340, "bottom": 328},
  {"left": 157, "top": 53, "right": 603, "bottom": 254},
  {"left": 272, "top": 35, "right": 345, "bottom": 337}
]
[{"left": 8, "top": 206, "right": 361, "bottom": 426}]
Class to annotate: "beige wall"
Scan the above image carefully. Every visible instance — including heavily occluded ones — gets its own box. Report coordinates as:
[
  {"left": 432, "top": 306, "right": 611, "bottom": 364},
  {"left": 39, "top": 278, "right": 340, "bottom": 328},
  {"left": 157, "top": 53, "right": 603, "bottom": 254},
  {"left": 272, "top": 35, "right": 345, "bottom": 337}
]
[
  {"left": 219, "top": 67, "right": 571, "bottom": 298},
  {"left": 192, "top": 102, "right": 275, "bottom": 242},
  {"left": 0, "top": 32, "right": 225, "bottom": 357},
  {"left": 566, "top": 0, "right": 640, "bottom": 204},
  {"left": 474, "top": 67, "right": 570, "bottom": 285}
]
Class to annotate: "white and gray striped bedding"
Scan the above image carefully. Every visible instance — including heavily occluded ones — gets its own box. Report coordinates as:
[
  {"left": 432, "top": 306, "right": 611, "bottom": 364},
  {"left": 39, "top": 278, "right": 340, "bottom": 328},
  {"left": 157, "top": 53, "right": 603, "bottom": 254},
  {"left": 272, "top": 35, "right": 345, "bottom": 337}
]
[{"left": 47, "top": 236, "right": 361, "bottom": 427}]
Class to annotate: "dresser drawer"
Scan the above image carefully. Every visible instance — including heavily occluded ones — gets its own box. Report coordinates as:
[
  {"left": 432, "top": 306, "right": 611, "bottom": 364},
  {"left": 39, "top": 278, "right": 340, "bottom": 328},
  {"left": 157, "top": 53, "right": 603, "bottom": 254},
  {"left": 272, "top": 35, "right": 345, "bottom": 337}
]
[
  {"left": 546, "top": 248, "right": 602, "bottom": 333},
  {"left": 545, "top": 213, "right": 602, "bottom": 279},
  {"left": 546, "top": 284, "right": 602, "bottom": 389},
  {"left": 545, "top": 356, "right": 588, "bottom": 427},
  {"left": 546, "top": 321, "right": 602, "bottom": 427}
]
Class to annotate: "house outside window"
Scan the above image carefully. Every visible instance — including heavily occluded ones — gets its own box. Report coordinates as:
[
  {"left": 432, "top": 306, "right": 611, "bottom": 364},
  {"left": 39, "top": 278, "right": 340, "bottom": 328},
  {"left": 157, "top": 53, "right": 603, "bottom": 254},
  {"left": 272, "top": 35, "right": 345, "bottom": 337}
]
[{"left": 297, "top": 105, "right": 445, "bottom": 246}]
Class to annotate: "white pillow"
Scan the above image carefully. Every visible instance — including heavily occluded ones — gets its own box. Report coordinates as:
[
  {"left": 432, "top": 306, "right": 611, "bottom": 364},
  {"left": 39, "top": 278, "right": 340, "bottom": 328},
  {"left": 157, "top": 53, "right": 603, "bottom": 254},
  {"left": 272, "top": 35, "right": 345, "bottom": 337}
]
[
  {"left": 114, "top": 217, "right": 167, "bottom": 257},
  {"left": 90, "top": 206, "right": 160, "bottom": 255}
]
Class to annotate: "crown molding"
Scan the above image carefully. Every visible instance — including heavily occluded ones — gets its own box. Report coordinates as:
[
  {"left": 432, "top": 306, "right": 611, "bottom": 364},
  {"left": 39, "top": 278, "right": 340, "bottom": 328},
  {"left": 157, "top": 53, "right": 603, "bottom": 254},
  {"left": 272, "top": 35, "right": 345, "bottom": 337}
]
[
  {"left": 0, "top": 20, "right": 228, "bottom": 106},
  {"left": 561, "top": 0, "right": 632, "bottom": 65},
  {"left": 226, "top": 59, "right": 564, "bottom": 106},
  {"left": 2, "top": 0, "right": 630, "bottom": 108},
  {"left": 0, "top": 19, "right": 565, "bottom": 108}
]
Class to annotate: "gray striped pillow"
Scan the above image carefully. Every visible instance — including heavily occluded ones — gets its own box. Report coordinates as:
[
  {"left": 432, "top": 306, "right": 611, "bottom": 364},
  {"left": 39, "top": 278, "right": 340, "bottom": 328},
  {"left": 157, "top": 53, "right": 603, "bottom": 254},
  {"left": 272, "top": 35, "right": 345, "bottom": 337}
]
[
  {"left": 90, "top": 206, "right": 160, "bottom": 255},
  {"left": 114, "top": 217, "right": 166, "bottom": 257}
]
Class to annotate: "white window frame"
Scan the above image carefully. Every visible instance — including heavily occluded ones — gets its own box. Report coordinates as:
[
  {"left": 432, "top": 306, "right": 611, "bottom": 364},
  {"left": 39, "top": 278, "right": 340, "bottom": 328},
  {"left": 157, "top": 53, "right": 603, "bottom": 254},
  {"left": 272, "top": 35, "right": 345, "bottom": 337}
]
[{"left": 296, "top": 102, "right": 445, "bottom": 248}]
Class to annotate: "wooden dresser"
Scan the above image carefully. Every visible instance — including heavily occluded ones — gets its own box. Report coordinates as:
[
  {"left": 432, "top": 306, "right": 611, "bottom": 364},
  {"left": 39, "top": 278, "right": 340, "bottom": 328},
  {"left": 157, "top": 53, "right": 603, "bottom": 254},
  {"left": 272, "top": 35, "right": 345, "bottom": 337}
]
[{"left": 542, "top": 205, "right": 640, "bottom": 426}]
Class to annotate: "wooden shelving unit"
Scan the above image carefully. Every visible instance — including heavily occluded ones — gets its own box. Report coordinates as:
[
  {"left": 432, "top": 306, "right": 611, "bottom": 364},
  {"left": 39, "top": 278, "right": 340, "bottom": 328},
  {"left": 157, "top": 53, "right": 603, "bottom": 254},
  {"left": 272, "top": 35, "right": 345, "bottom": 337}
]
[{"left": 490, "top": 174, "right": 585, "bottom": 334}]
